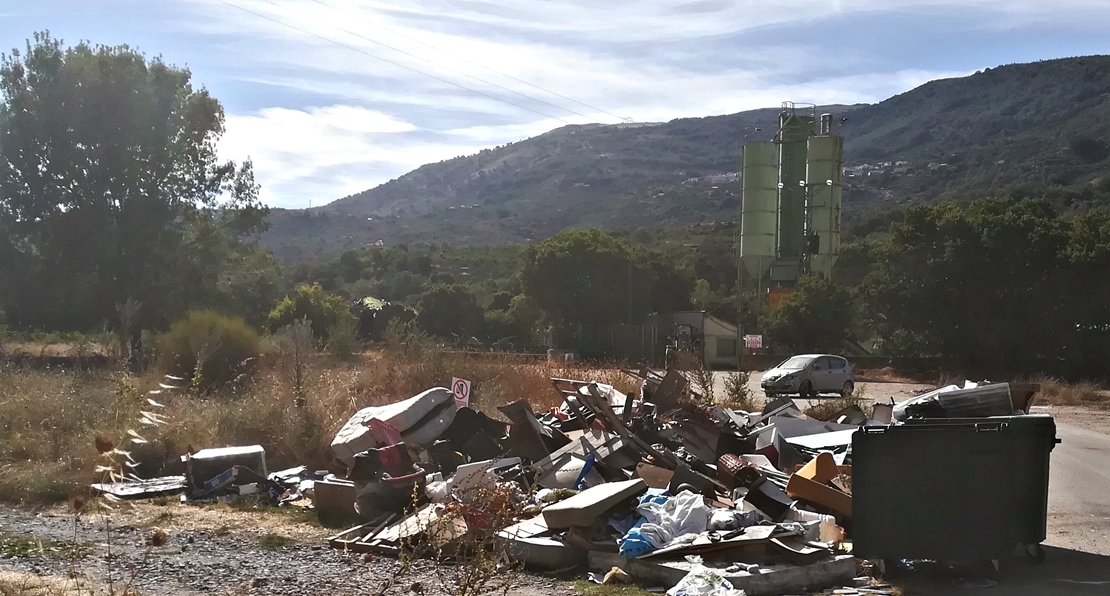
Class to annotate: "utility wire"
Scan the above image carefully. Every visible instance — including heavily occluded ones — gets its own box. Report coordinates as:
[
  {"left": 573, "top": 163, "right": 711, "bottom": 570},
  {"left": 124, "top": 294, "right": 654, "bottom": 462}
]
[
  {"left": 308, "top": 0, "right": 629, "bottom": 123},
  {"left": 213, "top": 0, "right": 577, "bottom": 123}
]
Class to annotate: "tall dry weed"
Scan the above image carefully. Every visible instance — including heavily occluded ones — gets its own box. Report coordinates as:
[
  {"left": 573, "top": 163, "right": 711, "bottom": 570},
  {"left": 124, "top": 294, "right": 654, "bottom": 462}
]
[
  {"left": 1029, "top": 376, "right": 1107, "bottom": 407},
  {"left": 1, "top": 340, "right": 643, "bottom": 504}
]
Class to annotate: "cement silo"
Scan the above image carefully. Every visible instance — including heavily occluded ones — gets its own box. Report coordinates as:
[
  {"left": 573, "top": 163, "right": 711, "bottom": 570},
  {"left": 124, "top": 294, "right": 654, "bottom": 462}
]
[
  {"left": 739, "top": 141, "right": 778, "bottom": 280},
  {"left": 806, "top": 129, "right": 843, "bottom": 278},
  {"left": 738, "top": 103, "right": 843, "bottom": 300},
  {"left": 776, "top": 110, "right": 815, "bottom": 261}
]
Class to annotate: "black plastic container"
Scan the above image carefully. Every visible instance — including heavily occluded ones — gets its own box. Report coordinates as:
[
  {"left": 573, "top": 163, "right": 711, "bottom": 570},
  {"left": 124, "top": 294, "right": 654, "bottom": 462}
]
[{"left": 853, "top": 414, "right": 1058, "bottom": 563}]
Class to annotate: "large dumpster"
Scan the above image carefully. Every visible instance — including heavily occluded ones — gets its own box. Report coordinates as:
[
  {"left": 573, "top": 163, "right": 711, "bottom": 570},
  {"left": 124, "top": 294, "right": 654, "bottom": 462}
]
[{"left": 852, "top": 414, "right": 1058, "bottom": 564}]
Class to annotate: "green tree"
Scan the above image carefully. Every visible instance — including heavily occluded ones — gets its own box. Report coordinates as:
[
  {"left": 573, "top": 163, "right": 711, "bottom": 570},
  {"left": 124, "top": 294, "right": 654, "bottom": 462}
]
[
  {"left": 521, "top": 228, "right": 692, "bottom": 325},
  {"left": 859, "top": 198, "right": 1071, "bottom": 365},
  {"left": 416, "top": 284, "right": 484, "bottom": 339},
  {"left": 763, "top": 276, "right": 852, "bottom": 353},
  {"left": 268, "top": 283, "right": 352, "bottom": 341},
  {"left": 0, "top": 33, "right": 267, "bottom": 331},
  {"left": 1054, "top": 206, "right": 1110, "bottom": 373},
  {"left": 338, "top": 250, "right": 364, "bottom": 283},
  {"left": 691, "top": 279, "right": 716, "bottom": 310}
]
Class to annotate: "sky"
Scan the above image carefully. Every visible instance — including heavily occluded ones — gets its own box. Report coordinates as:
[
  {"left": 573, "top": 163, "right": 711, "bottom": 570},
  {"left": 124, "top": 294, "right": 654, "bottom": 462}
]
[{"left": 3, "top": 1, "right": 1110, "bottom": 209}]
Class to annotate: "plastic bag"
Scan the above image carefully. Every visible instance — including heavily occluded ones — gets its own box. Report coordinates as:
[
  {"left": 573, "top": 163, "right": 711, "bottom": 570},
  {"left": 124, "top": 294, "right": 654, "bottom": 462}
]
[{"left": 666, "top": 556, "right": 745, "bottom": 596}]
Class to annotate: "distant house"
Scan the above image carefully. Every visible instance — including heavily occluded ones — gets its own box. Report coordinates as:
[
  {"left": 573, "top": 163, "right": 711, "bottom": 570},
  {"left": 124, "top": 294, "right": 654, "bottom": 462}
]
[
  {"left": 666, "top": 311, "right": 740, "bottom": 368},
  {"left": 552, "top": 310, "right": 740, "bottom": 368}
]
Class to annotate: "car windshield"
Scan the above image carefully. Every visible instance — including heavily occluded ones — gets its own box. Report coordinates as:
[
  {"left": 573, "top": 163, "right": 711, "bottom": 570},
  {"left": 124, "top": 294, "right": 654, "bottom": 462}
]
[{"left": 778, "top": 356, "right": 814, "bottom": 370}]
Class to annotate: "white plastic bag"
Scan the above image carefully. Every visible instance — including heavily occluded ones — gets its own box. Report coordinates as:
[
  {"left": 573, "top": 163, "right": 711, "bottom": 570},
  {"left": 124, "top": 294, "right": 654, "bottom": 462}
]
[{"left": 666, "top": 556, "right": 746, "bottom": 596}]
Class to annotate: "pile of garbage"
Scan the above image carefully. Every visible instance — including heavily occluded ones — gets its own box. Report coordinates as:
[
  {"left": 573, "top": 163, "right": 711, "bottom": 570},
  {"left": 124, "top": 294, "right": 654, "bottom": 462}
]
[
  {"left": 322, "top": 369, "right": 873, "bottom": 595},
  {"left": 91, "top": 444, "right": 324, "bottom": 506},
  {"left": 92, "top": 371, "right": 1051, "bottom": 596}
]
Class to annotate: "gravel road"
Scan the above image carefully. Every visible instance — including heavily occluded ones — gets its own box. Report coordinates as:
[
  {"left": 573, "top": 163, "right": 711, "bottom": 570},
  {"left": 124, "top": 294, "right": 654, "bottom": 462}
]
[{"left": 0, "top": 506, "right": 573, "bottom": 596}]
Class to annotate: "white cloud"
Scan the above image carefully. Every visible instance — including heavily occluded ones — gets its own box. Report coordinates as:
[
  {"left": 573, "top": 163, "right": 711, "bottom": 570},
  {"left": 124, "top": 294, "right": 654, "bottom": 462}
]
[
  {"left": 220, "top": 104, "right": 569, "bottom": 207},
  {"left": 175, "top": 0, "right": 1110, "bottom": 207}
]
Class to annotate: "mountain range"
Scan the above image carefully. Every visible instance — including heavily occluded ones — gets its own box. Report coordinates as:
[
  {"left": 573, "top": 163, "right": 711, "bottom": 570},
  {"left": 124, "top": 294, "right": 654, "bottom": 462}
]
[{"left": 260, "top": 55, "right": 1110, "bottom": 260}]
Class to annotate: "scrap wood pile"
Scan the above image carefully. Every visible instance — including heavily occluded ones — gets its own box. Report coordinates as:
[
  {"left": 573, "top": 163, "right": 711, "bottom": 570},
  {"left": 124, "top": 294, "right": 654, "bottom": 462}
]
[{"left": 92, "top": 371, "right": 1050, "bottom": 595}]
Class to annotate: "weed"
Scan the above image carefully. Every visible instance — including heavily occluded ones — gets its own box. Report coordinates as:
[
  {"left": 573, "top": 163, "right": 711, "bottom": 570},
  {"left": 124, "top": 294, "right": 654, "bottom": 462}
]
[
  {"left": 572, "top": 580, "right": 653, "bottom": 596},
  {"left": 218, "top": 500, "right": 321, "bottom": 527},
  {"left": 721, "top": 371, "right": 756, "bottom": 411},
  {"left": 1, "top": 342, "right": 638, "bottom": 507},
  {"left": 325, "top": 316, "right": 360, "bottom": 362},
  {"left": 1030, "top": 376, "right": 1107, "bottom": 407},
  {"left": 273, "top": 319, "right": 315, "bottom": 407},
  {"left": 0, "top": 533, "right": 89, "bottom": 559},
  {"left": 0, "top": 571, "right": 94, "bottom": 596},
  {"left": 257, "top": 533, "right": 295, "bottom": 549}
]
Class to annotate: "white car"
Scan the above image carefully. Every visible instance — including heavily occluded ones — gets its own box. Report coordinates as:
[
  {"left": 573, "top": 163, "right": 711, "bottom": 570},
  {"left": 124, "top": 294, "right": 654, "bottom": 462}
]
[{"left": 760, "top": 354, "right": 855, "bottom": 399}]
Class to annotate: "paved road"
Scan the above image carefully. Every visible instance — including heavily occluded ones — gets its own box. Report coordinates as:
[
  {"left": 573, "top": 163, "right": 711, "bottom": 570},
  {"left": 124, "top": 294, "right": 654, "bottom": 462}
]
[
  {"left": 893, "top": 421, "right": 1110, "bottom": 595},
  {"left": 1046, "top": 422, "right": 1110, "bottom": 555},
  {"left": 713, "top": 371, "right": 1110, "bottom": 594}
]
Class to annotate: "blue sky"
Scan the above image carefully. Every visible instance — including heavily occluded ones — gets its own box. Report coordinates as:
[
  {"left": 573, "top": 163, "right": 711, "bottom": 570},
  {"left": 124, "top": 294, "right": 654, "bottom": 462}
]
[{"left": 3, "top": 0, "right": 1110, "bottom": 209}]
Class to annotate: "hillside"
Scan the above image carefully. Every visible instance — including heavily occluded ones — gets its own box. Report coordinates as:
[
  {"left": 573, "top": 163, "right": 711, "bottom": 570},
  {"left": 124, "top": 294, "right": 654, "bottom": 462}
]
[{"left": 261, "top": 56, "right": 1110, "bottom": 260}]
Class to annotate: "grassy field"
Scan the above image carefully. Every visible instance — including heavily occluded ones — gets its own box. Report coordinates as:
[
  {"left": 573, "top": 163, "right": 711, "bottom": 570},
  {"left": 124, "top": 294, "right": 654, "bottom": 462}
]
[
  {"left": 2, "top": 332, "right": 1106, "bottom": 508},
  {"left": 0, "top": 338, "right": 637, "bottom": 506}
]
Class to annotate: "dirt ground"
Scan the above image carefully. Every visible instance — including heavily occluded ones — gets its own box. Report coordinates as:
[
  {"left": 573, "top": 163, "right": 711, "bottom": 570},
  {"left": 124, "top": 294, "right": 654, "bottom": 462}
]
[{"left": 0, "top": 503, "right": 574, "bottom": 596}]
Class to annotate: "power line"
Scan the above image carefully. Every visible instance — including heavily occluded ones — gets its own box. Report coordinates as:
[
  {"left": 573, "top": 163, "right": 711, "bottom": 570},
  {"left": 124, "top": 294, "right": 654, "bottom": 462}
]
[
  {"left": 255, "top": 0, "right": 600, "bottom": 122},
  {"left": 212, "top": 0, "right": 577, "bottom": 123},
  {"left": 308, "top": 0, "right": 629, "bottom": 123}
]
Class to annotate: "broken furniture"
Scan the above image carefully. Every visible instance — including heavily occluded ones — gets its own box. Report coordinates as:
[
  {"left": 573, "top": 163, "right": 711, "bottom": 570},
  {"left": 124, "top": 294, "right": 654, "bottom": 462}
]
[
  {"left": 785, "top": 453, "right": 851, "bottom": 519},
  {"left": 314, "top": 476, "right": 359, "bottom": 526},
  {"left": 183, "top": 445, "right": 267, "bottom": 489},
  {"left": 331, "top": 387, "right": 457, "bottom": 465},
  {"left": 350, "top": 442, "right": 426, "bottom": 516}
]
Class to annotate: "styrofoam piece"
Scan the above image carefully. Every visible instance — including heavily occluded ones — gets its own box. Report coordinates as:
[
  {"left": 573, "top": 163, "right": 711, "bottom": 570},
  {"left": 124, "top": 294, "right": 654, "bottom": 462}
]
[
  {"left": 542, "top": 478, "right": 646, "bottom": 529},
  {"left": 450, "top": 457, "right": 522, "bottom": 495},
  {"left": 785, "top": 429, "right": 856, "bottom": 450}
]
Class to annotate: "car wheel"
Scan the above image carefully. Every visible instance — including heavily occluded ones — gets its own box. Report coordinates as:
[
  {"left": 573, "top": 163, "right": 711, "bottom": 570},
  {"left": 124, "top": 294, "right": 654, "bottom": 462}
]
[
  {"left": 841, "top": 380, "right": 855, "bottom": 399},
  {"left": 764, "top": 391, "right": 775, "bottom": 398},
  {"left": 800, "top": 381, "right": 815, "bottom": 400}
]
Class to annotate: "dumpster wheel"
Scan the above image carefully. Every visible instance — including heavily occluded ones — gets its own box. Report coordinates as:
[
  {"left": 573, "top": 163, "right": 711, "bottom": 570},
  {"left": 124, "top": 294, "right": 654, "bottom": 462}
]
[{"left": 1025, "top": 543, "right": 1046, "bottom": 565}]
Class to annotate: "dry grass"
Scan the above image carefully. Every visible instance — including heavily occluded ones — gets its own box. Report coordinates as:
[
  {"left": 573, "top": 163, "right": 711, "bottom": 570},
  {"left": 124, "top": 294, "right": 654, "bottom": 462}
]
[
  {"left": 0, "top": 571, "right": 94, "bottom": 596},
  {"left": 0, "top": 341, "right": 638, "bottom": 506},
  {"left": 3, "top": 342, "right": 111, "bottom": 358},
  {"left": 48, "top": 501, "right": 333, "bottom": 542},
  {"left": 854, "top": 367, "right": 924, "bottom": 384},
  {"left": 803, "top": 398, "right": 860, "bottom": 422},
  {"left": 1030, "top": 376, "right": 1109, "bottom": 407}
]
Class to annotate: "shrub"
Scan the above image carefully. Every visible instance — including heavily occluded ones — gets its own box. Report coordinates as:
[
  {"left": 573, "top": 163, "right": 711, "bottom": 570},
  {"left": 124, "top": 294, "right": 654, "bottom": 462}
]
[
  {"left": 157, "top": 310, "right": 261, "bottom": 391},
  {"left": 325, "top": 316, "right": 359, "bottom": 361},
  {"left": 416, "top": 284, "right": 485, "bottom": 340},
  {"left": 268, "top": 283, "right": 353, "bottom": 341},
  {"left": 722, "top": 371, "right": 756, "bottom": 411}
]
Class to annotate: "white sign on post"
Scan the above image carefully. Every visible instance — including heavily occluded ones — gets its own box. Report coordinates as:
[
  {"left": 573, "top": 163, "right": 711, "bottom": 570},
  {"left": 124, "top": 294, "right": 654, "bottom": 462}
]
[
  {"left": 451, "top": 377, "right": 472, "bottom": 409},
  {"left": 744, "top": 334, "right": 763, "bottom": 349}
]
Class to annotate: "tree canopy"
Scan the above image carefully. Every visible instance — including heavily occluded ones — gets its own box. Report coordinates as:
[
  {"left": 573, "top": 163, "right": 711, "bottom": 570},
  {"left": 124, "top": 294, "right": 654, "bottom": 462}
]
[
  {"left": 521, "top": 228, "right": 693, "bottom": 326},
  {"left": 763, "top": 276, "right": 852, "bottom": 353},
  {"left": 0, "top": 33, "right": 268, "bottom": 331},
  {"left": 860, "top": 198, "right": 1110, "bottom": 373}
]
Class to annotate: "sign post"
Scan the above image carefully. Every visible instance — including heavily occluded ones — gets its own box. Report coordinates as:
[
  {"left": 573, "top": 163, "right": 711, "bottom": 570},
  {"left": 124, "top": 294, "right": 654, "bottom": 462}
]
[{"left": 451, "top": 377, "right": 472, "bottom": 409}]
